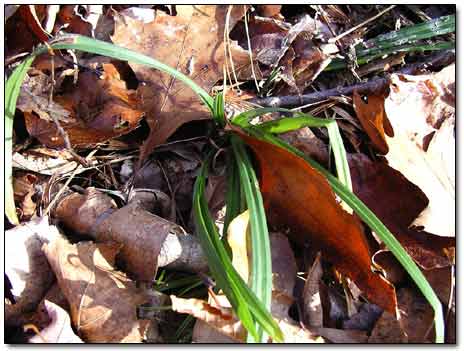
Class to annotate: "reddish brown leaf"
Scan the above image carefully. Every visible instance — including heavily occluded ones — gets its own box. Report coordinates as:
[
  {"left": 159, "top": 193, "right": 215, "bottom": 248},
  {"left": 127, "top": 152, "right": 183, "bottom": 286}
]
[
  {"left": 349, "top": 153, "right": 454, "bottom": 270},
  {"left": 238, "top": 132, "right": 396, "bottom": 313},
  {"left": 256, "top": 5, "right": 283, "bottom": 18},
  {"left": 353, "top": 90, "right": 393, "bottom": 154},
  {"left": 110, "top": 5, "right": 252, "bottom": 163},
  {"left": 23, "top": 63, "right": 144, "bottom": 148}
]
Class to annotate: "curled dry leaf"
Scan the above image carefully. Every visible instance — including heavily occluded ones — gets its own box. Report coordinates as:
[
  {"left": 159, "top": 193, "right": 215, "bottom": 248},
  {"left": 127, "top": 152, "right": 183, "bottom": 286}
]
[
  {"left": 384, "top": 64, "right": 455, "bottom": 237},
  {"left": 238, "top": 131, "right": 396, "bottom": 313},
  {"left": 13, "top": 172, "right": 44, "bottom": 221},
  {"left": 349, "top": 153, "right": 454, "bottom": 270},
  {"left": 111, "top": 5, "right": 253, "bottom": 163},
  {"left": 5, "top": 216, "right": 58, "bottom": 326},
  {"left": 303, "top": 253, "right": 324, "bottom": 328},
  {"left": 13, "top": 147, "right": 86, "bottom": 176},
  {"left": 42, "top": 237, "right": 150, "bottom": 342},
  {"left": 353, "top": 90, "right": 393, "bottom": 154},
  {"left": 24, "top": 63, "right": 145, "bottom": 148}
]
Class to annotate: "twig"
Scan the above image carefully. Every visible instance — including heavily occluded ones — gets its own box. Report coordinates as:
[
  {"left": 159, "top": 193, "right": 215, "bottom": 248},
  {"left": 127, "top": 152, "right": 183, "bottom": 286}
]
[
  {"left": 328, "top": 5, "right": 396, "bottom": 43},
  {"left": 249, "top": 50, "right": 454, "bottom": 108}
]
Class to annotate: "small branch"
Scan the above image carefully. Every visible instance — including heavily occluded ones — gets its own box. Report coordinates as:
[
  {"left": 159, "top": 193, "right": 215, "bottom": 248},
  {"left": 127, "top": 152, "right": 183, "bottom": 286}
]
[{"left": 249, "top": 50, "right": 455, "bottom": 108}]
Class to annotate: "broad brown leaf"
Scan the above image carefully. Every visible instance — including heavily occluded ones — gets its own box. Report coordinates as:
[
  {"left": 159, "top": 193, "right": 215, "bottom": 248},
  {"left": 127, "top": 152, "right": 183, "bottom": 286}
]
[
  {"left": 111, "top": 5, "right": 252, "bottom": 163},
  {"left": 238, "top": 132, "right": 396, "bottom": 313},
  {"left": 24, "top": 63, "right": 144, "bottom": 148},
  {"left": 43, "top": 237, "right": 150, "bottom": 342}
]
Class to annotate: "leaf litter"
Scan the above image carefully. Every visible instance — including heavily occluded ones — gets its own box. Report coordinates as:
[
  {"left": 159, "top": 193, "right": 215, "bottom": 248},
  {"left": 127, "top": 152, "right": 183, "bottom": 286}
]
[{"left": 5, "top": 4, "right": 455, "bottom": 344}]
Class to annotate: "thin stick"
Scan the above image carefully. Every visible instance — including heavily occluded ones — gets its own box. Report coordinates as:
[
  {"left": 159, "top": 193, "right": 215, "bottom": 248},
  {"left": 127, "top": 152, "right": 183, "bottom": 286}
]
[
  {"left": 249, "top": 50, "right": 454, "bottom": 107},
  {"left": 328, "top": 5, "right": 396, "bottom": 43}
]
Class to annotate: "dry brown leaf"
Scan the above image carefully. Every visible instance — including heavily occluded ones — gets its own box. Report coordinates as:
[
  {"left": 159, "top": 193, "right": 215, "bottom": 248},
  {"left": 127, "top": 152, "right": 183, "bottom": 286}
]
[
  {"left": 312, "top": 327, "right": 368, "bottom": 343},
  {"left": 111, "top": 5, "right": 252, "bottom": 163},
  {"left": 256, "top": 5, "right": 283, "bottom": 18},
  {"left": 368, "top": 311, "right": 407, "bottom": 343},
  {"left": 349, "top": 153, "right": 454, "bottom": 270},
  {"left": 24, "top": 63, "right": 145, "bottom": 148},
  {"left": 13, "top": 172, "right": 44, "bottom": 221},
  {"left": 238, "top": 131, "right": 397, "bottom": 313},
  {"left": 384, "top": 64, "right": 455, "bottom": 237},
  {"left": 5, "top": 216, "right": 57, "bottom": 327},
  {"left": 171, "top": 295, "right": 246, "bottom": 342},
  {"left": 42, "top": 237, "right": 150, "bottom": 342}
]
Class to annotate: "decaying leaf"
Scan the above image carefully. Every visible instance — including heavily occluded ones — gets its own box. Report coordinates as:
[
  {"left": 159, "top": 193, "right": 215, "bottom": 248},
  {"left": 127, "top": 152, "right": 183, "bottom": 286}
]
[
  {"left": 24, "top": 63, "right": 145, "bottom": 148},
  {"left": 13, "top": 172, "right": 44, "bottom": 221},
  {"left": 5, "top": 216, "right": 57, "bottom": 327},
  {"left": 111, "top": 5, "right": 253, "bottom": 162},
  {"left": 349, "top": 153, "right": 454, "bottom": 270},
  {"left": 238, "top": 132, "right": 396, "bottom": 313},
  {"left": 384, "top": 64, "right": 455, "bottom": 237},
  {"left": 370, "top": 287, "right": 436, "bottom": 343},
  {"left": 42, "top": 237, "right": 150, "bottom": 342}
]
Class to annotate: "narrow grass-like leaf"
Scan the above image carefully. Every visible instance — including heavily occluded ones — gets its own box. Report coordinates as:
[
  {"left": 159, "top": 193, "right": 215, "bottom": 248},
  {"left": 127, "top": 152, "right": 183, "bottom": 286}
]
[
  {"left": 5, "top": 55, "right": 35, "bottom": 225},
  {"left": 240, "top": 126, "right": 444, "bottom": 343},
  {"left": 326, "top": 14, "right": 455, "bottom": 71},
  {"left": 193, "top": 156, "right": 283, "bottom": 342},
  {"left": 327, "top": 41, "right": 454, "bottom": 71},
  {"left": 231, "top": 107, "right": 293, "bottom": 128},
  {"left": 213, "top": 91, "right": 226, "bottom": 128},
  {"left": 223, "top": 151, "right": 242, "bottom": 237},
  {"left": 231, "top": 135, "right": 273, "bottom": 342},
  {"left": 40, "top": 34, "right": 214, "bottom": 111}
]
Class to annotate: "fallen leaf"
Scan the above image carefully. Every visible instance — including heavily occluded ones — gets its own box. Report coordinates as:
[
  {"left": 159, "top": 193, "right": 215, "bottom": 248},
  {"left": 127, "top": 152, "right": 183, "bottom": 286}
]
[
  {"left": 349, "top": 153, "right": 454, "bottom": 270},
  {"left": 384, "top": 64, "right": 455, "bottom": 237},
  {"left": 5, "top": 216, "right": 57, "bottom": 327},
  {"left": 370, "top": 287, "right": 435, "bottom": 343},
  {"left": 353, "top": 90, "right": 393, "bottom": 154},
  {"left": 111, "top": 5, "right": 253, "bottom": 163},
  {"left": 303, "top": 253, "right": 324, "bottom": 327},
  {"left": 227, "top": 210, "right": 251, "bottom": 282},
  {"left": 342, "top": 303, "right": 383, "bottom": 331},
  {"left": 312, "top": 327, "right": 368, "bottom": 343},
  {"left": 368, "top": 311, "right": 407, "bottom": 343},
  {"left": 29, "top": 300, "right": 83, "bottom": 343},
  {"left": 13, "top": 172, "right": 44, "bottom": 221},
  {"left": 42, "top": 237, "right": 150, "bottom": 342},
  {"left": 256, "top": 5, "right": 283, "bottom": 18},
  {"left": 23, "top": 63, "right": 145, "bottom": 148},
  {"left": 238, "top": 132, "right": 396, "bottom": 313},
  {"left": 171, "top": 295, "right": 246, "bottom": 342}
]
